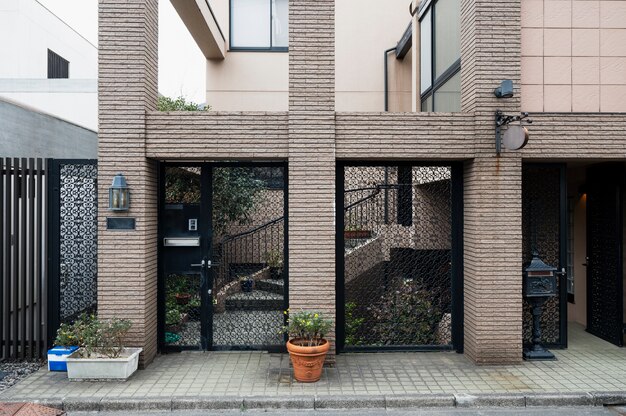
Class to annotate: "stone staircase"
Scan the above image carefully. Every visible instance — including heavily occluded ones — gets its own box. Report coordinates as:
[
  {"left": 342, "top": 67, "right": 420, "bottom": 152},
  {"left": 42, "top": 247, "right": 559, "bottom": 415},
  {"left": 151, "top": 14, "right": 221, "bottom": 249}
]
[{"left": 224, "top": 275, "right": 285, "bottom": 312}]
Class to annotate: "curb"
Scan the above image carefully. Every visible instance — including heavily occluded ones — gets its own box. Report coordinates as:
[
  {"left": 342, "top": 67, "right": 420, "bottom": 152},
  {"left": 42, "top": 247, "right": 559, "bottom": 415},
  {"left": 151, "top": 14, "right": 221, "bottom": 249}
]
[{"left": 3, "top": 391, "right": 626, "bottom": 412}]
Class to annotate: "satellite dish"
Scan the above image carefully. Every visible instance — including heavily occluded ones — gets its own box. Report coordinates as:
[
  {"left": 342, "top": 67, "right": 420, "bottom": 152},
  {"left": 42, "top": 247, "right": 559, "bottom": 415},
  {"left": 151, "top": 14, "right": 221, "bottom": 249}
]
[{"left": 503, "top": 125, "right": 529, "bottom": 151}]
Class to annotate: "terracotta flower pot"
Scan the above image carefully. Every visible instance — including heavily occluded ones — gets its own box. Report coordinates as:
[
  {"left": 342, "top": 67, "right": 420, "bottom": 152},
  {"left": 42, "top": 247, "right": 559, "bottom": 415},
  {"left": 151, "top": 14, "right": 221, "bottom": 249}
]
[
  {"left": 286, "top": 338, "right": 330, "bottom": 383},
  {"left": 175, "top": 293, "right": 191, "bottom": 305}
]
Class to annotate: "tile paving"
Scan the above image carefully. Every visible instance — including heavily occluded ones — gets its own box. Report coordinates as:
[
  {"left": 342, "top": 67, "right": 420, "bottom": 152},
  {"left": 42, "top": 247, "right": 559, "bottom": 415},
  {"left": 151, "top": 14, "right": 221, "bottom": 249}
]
[{"left": 0, "top": 323, "right": 624, "bottom": 401}]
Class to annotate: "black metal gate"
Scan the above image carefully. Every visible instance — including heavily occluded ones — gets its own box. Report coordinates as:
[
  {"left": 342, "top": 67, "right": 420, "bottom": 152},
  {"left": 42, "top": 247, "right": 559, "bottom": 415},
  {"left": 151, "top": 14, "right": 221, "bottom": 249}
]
[
  {"left": 522, "top": 164, "right": 567, "bottom": 348},
  {"left": 1, "top": 158, "right": 46, "bottom": 360},
  {"left": 158, "top": 163, "right": 288, "bottom": 352},
  {"left": 1, "top": 158, "right": 97, "bottom": 361},
  {"left": 337, "top": 163, "right": 463, "bottom": 352},
  {"left": 586, "top": 163, "right": 624, "bottom": 347}
]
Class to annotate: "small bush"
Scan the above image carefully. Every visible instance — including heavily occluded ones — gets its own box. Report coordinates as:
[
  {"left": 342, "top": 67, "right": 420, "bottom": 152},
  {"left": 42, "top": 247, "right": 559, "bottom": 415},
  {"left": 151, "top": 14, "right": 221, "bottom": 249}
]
[
  {"left": 283, "top": 310, "right": 332, "bottom": 347},
  {"left": 157, "top": 95, "right": 210, "bottom": 111},
  {"left": 54, "top": 314, "right": 132, "bottom": 358}
]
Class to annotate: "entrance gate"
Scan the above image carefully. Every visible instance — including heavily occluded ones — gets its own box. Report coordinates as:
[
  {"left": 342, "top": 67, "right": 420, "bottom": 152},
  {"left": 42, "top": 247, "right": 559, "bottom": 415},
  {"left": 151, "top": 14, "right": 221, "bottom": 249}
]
[
  {"left": 158, "top": 163, "right": 287, "bottom": 352},
  {"left": 337, "top": 163, "right": 463, "bottom": 352},
  {"left": 521, "top": 164, "right": 567, "bottom": 348}
]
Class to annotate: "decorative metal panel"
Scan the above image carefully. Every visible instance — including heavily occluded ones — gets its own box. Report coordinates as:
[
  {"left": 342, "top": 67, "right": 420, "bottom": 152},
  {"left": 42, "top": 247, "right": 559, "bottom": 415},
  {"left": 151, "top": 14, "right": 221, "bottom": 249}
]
[
  {"left": 586, "top": 164, "right": 624, "bottom": 347},
  {"left": 343, "top": 165, "right": 453, "bottom": 348},
  {"left": 522, "top": 165, "right": 562, "bottom": 346},
  {"left": 59, "top": 163, "right": 98, "bottom": 322}
]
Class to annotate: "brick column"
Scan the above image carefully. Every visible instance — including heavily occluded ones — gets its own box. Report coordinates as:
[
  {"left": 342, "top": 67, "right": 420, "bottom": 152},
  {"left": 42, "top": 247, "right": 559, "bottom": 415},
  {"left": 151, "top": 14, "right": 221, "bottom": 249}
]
[
  {"left": 288, "top": 0, "right": 337, "bottom": 361},
  {"left": 461, "top": 0, "right": 524, "bottom": 364},
  {"left": 98, "top": 0, "right": 159, "bottom": 366}
]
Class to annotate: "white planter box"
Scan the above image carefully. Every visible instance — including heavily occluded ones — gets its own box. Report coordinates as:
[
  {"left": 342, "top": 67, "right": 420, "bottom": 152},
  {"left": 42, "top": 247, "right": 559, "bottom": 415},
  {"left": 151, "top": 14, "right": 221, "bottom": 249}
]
[{"left": 66, "top": 347, "right": 142, "bottom": 381}]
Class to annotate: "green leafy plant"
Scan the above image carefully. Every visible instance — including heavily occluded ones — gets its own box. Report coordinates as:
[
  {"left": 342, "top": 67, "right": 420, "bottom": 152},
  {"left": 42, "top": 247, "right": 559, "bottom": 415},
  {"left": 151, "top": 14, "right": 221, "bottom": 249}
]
[
  {"left": 212, "top": 168, "right": 264, "bottom": 236},
  {"left": 344, "top": 302, "right": 365, "bottom": 346},
  {"left": 265, "top": 249, "right": 283, "bottom": 269},
  {"left": 54, "top": 314, "right": 132, "bottom": 358},
  {"left": 157, "top": 95, "right": 210, "bottom": 111},
  {"left": 283, "top": 310, "right": 332, "bottom": 347},
  {"left": 368, "top": 279, "right": 441, "bottom": 346},
  {"left": 165, "top": 309, "right": 182, "bottom": 327}
]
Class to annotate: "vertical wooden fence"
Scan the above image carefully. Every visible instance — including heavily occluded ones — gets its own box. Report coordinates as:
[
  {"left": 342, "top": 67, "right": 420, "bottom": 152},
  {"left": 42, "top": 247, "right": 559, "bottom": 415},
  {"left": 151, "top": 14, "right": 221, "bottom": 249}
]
[{"left": 1, "top": 158, "right": 46, "bottom": 360}]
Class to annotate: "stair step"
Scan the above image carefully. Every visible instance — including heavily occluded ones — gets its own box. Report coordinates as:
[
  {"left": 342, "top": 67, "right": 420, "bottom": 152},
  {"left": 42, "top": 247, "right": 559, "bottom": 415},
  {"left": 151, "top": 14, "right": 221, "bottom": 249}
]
[
  {"left": 255, "top": 279, "right": 285, "bottom": 295},
  {"left": 225, "top": 289, "right": 283, "bottom": 311}
]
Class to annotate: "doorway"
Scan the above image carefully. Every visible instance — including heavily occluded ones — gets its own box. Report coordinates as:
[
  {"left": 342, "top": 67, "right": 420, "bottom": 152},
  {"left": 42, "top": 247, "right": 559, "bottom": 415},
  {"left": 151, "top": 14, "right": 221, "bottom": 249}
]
[
  {"left": 158, "top": 162, "right": 288, "bottom": 352},
  {"left": 336, "top": 162, "right": 464, "bottom": 352}
]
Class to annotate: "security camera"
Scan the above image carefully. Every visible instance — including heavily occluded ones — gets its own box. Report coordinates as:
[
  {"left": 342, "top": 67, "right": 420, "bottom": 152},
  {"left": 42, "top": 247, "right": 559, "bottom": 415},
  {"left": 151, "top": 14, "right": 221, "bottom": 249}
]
[{"left": 494, "top": 80, "right": 514, "bottom": 98}]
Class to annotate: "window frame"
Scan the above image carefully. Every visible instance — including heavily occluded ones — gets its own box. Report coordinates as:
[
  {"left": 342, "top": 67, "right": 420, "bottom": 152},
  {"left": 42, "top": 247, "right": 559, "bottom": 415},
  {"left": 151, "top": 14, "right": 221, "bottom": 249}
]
[
  {"left": 418, "top": 0, "right": 461, "bottom": 112},
  {"left": 47, "top": 49, "right": 69, "bottom": 79},
  {"left": 229, "top": 0, "right": 289, "bottom": 52}
]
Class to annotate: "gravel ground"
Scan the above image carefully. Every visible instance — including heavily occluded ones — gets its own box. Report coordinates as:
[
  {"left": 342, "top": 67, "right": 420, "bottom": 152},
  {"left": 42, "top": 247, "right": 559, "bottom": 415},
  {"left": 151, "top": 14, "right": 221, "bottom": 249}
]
[{"left": 0, "top": 361, "right": 44, "bottom": 394}]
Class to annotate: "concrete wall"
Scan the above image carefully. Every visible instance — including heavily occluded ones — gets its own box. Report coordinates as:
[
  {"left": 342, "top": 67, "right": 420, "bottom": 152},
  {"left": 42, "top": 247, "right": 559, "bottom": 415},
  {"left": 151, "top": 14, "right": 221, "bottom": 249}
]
[
  {"left": 0, "top": 0, "right": 98, "bottom": 130},
  {"left": 0, "top": 97, "right": 97, "bottom": 159},
  {"left": 521, "top": 0, "right": 626, "bottom": 112}
]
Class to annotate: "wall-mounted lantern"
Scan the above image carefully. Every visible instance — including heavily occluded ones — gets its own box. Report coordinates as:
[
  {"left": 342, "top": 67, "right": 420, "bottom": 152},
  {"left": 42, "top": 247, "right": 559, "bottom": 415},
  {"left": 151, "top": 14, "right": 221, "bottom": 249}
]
[
  {"left": 108, "top": 173, "right": 130, "bottom": 211},
  {"left": 523, "top": 250, "right": 558, "bottom": 360}
]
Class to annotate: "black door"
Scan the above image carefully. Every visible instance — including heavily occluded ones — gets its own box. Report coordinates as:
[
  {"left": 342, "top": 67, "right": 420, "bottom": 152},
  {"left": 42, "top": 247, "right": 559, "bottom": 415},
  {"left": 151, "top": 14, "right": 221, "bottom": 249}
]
[
  {"left": 587, "top": 163, "right": 624, "bottom": 347},
  {"left": 158, "top": 163, "right": 287, "bottom": 352}
]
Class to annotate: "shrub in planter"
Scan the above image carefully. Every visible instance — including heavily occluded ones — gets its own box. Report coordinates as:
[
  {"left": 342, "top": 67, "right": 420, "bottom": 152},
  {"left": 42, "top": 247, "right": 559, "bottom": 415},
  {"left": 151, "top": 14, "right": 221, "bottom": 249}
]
[
  {"left": 50, "top": 318, "right": 89, "bottom": 372},
  {"left": 283, "top": 310, "right": 332, "bottom": 383},
  {"left": 265, "top": 249, "right": 283, "bottom": 280},
  {"left": 61, "top": 314, "right": 142, "bottom": 381}
]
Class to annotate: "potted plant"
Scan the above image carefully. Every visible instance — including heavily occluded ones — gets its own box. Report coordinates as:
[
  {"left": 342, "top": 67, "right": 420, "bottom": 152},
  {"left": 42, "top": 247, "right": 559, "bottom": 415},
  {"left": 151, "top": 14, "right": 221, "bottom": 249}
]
[
  {"left": 344, "top": 224, "right": 372, "bottom": 240},
  {"left": 64, "top": 314, "right": 142, "bottom": 381},
  {"left": 239, "top": 274, "right": 253, "bottom": 292},
  {"left": 284, "top": 310, "right": 332, "bottom": 383},
  {"left": 265, "top": 249, "right": 284, "bottom": 280}
]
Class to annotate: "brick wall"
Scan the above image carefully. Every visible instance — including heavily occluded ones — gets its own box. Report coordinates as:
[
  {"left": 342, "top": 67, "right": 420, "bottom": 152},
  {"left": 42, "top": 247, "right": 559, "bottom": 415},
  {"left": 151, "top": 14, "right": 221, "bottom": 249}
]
[
  {"left": 288, "top": 0, "right": 337, "bottom": 362},
  {"left": 98, "top": 0, "right": 159, "bottom": 366}
]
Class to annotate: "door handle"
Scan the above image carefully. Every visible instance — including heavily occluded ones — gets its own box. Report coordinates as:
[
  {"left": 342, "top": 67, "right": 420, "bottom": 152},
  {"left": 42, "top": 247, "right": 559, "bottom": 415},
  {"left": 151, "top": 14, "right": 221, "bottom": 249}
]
[{"left": 191, "top": 259, "right": 206, "bottom": 268}]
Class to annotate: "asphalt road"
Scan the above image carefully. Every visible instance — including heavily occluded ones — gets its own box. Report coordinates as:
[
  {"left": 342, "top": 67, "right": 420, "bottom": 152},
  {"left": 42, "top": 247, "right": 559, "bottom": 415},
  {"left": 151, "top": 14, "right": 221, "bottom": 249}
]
[{"left": 67, "top": 406, "right": 626, "bottom": 416}]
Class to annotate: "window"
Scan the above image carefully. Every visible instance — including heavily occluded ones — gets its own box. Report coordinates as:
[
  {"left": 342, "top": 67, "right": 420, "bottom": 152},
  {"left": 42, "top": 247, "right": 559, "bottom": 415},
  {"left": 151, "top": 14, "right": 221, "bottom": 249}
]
[
  {"left": 230, "top": 0, "right": 288, "bottom": 50},
  {"left": 48, "top": 49, "right": 69, "bottom": 79},
  {"left": 419, "top": 0, "right": 460, "bottom": 112}
]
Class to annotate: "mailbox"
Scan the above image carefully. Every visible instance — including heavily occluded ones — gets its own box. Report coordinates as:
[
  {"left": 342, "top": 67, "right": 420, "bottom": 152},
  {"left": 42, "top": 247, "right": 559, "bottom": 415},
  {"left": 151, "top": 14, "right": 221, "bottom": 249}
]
[
  {"left": 523, "top": 250, "right": 558, "bottom": 361},
  {"left": 523, "top": 252, "right": 557, "bottom": 298}
]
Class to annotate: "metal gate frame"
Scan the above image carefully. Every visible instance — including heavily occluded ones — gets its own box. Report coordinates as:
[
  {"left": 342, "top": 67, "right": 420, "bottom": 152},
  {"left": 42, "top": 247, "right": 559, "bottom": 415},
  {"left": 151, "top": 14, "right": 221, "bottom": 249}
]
[
  {"left": 336, "top": 161, "right": 464, "bottom": 353},
  {"left": 521, "top": 163, "right": 568, "bottom": 349},
  {"left": 157, "top": 161, "right": 289, "bottom": 354}
]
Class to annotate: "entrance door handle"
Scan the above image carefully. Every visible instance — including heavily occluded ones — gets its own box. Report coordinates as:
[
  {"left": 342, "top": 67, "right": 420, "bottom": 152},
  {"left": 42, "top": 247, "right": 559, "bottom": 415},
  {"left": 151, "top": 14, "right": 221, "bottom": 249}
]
[{"left": 191, "top": 259, "right": 206, "bottom": 268}]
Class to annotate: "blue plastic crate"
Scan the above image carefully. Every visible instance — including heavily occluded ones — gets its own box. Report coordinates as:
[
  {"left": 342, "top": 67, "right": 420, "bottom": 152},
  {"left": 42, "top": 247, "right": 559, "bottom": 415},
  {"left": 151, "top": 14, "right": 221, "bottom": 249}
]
[{"left": 47, "top": 346, "right": 79, "bottom": 371}]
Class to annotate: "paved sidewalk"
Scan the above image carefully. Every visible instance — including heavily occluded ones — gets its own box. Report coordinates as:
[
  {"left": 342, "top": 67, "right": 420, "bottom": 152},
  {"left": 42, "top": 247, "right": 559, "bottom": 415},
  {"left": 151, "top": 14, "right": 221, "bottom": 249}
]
[{"left": 0, "top": 324, "right": 624, "bottom": 411}]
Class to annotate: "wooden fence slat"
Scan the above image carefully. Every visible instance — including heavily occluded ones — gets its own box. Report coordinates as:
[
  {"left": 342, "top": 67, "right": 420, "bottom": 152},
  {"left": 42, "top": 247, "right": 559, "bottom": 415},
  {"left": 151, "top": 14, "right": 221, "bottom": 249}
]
[
  {"left": 12, "top": 157, "right": 19, "bottom": 359},
  {"left": 28, "top": 158, "right": 35, "bottom": 359},
  {"left": 20, "top": 158, "right": 27, "bottom": 360},
  {"left": 0, "top": 159, "right": 4, "bottom": 361},
  {"left": 36, "top": 159, "right": 43, "bottom": 359},
  {"left": 3, "top": 158, "right": 11, "bottom": 360}
]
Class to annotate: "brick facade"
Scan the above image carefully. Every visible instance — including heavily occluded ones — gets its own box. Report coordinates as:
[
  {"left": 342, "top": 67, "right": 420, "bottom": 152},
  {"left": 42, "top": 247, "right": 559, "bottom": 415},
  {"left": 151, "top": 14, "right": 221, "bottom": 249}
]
[{"left": 98, "top": 0, "right": 625, "bottom": 366}]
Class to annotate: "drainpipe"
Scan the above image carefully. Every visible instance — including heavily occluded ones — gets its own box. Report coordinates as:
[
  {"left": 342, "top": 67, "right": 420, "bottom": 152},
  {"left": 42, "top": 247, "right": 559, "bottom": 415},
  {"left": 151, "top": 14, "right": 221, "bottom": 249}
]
[{"left": 384, "top": 47, "right": 396, "bottom": 112}]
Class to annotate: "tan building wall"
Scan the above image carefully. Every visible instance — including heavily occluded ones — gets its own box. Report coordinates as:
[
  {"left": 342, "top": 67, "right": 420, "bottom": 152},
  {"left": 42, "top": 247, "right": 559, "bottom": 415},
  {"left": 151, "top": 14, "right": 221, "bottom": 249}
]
[
  {"left": 335, "top": 0, "right": 413, "bottom": 112},
  {"left": 199, "top": 0, "right": 412, "bottom": 112},
  {"left": 521, "top": 0, "right": 626, "bottom": 112}
]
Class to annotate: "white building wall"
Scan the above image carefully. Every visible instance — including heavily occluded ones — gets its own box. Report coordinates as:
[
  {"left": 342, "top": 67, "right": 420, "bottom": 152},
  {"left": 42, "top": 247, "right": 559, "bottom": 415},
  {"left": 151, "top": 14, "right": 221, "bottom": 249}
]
[{"left": 0, "top": 0, "right": 97, "bottom": 130}]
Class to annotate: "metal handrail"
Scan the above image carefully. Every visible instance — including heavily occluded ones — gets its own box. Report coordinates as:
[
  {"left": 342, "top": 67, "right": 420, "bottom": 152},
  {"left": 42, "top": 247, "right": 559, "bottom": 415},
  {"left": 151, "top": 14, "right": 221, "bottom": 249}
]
[{"left": 220, "top": 216, "right": 284, "bottom": 244}]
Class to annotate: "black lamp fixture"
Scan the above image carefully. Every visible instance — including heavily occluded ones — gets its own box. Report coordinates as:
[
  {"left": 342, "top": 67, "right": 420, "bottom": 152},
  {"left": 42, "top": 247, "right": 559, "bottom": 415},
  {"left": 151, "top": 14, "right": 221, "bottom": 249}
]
[
  {"left": 494, "top": 79, "right": 514, "bottom": 98},
  {"left": 108, "top": 173, "right": 130, "bottom": 211}
]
